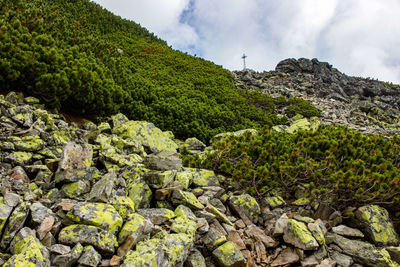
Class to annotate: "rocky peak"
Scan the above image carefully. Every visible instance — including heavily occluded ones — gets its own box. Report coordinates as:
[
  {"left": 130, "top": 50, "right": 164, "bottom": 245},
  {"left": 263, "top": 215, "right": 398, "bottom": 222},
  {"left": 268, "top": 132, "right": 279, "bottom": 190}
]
[{"left": 234, "top": 58, "right": 400, "bottom": 135}]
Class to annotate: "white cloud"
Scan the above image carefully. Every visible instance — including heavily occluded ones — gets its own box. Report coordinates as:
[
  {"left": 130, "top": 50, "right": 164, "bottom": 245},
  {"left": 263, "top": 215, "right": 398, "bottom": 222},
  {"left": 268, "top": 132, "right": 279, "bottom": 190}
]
[{"left": 92, "top": 0, "right": 400, "bottom": 83}]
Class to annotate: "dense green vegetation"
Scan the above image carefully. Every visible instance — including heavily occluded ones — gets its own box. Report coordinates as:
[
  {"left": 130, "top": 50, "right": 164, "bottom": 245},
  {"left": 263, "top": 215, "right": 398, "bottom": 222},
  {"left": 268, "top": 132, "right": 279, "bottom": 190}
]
[
  {"left": 0, "top": 0, "right": 320, "bottom": 141},
  {"left": 183, "top": 125, "right": 400, "bottom": 211}
]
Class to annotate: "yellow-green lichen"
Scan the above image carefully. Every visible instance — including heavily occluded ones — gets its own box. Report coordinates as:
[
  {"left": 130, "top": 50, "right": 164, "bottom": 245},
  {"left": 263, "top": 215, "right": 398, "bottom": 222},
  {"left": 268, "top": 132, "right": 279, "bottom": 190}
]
[
  {"left": 118, "top": 213, "right": 147, "bottom": 243},
  {"left": 67, "top": 203, "right": 123, "bottom": 234},
  {"left": 284, "top": 219, "right": 318, "bottom": 250},
  {"left": 358, "top": 205, "right": 399, "bottom": 245},
  {"left": 111, "top": 196, "right": 136, "bottom": 220},
  {"left": 171, "top": 216, "right": 197, "bottom": 237}
]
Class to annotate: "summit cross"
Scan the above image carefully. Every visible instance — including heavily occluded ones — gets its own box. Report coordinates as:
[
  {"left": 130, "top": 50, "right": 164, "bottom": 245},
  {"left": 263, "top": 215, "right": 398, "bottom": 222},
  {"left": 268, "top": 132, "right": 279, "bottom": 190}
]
[{"left": 242, "top": 53, "right": 247, "bottom": 70}]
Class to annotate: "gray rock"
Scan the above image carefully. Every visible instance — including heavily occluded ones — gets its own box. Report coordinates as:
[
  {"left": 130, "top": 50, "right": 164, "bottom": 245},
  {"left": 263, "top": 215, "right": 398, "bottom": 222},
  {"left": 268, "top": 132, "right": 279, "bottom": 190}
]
[
  {"left": 50, "top": 244, "right": 72, "bottom": 255},
  {"left": 330, "top": 250, "right": 353, "bottom": 267},
  {"left": 4, "top": 192, "right": 20, "bottom": 207},
  {"left": 78, "top": 246, "right": 101, "bottom": 267},
  {"left": 31, "top": 202, "right": 55, "bottom": 226},
  {"left": 58, "top": 142, "right": 93, "bottom": 171},
  {"left": 283, "top": 219, "right": 319, "bottom": 250},
  {"left": 144, "top": 150, "right": 182, "bottom": 171},
  {"left": 0, "top": 202, "right": 31, "bottom": 249},
  {"left": 136, "top": 208, "right": 175, "bottom": 225},
  {"left": 185, "top": 249, "right": 206, "bottom": 267},
  {"left": 86, "top": 172, "right": 115, "bottom": 202},
  {"left": 355, "top": 205, "right": 399, "bottom": 246},
  {"left": 331, "top": 233, "right": 397, "bottom": 266},
  {"left": 52, "top": 243, "right": 84, "bottom": 267},
  {"left": 332, "top": 225, "right": 364, "bottom": 238},
  {"left": 212, "top": 241, "right": 246, "bottom": 267}
]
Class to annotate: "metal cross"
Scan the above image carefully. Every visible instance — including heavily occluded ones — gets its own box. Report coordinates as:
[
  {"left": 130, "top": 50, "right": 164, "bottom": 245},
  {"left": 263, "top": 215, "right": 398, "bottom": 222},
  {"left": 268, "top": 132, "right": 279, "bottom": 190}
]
[{"left": 242, "top": 53, "right": 247, "bottom": 70}]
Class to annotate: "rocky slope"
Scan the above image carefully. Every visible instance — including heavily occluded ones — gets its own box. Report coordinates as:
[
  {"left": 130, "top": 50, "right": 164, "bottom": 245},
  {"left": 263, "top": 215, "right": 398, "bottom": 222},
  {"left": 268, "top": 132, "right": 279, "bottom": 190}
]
[
  {"left": 234, "top": 58, "right": 400, "bottom": 135},
  {"left": 1, "top": 92, "right": 400, "bottom": 266}
]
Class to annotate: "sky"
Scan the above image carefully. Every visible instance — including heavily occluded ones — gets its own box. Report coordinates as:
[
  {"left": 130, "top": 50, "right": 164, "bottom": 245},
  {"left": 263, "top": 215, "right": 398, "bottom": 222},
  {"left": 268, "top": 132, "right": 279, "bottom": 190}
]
[{"left": 92, "top": 0, "right": 400, "bottom": 83}]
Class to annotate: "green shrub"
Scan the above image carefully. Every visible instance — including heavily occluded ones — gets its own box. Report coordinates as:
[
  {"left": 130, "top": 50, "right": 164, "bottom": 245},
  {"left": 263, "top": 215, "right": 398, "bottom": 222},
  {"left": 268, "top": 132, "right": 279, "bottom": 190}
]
[{"left": 183, "top": 125, "right": 400, "bottom": 211}]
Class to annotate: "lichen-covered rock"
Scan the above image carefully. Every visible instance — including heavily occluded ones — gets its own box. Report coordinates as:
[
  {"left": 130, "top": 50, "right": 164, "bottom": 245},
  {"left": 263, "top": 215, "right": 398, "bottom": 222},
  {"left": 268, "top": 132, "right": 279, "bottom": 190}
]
[
  {"left": 5, "top": 151, "right": 33, "bottom": 165},
  {"left": 118, "top": 213, "right": 153, "bottom": 244},
  {"left": 67, "top": 202, "right": 123, "bottom": 234},
  {"left": 52, "top": 243, "right": 84, "bottom": 267},
  {"left": 205, "top": 205, "right": 233, "bottom": 226},
  {"left": 136, "top": 208, "right": 175, "bottom": 225},
  {"left": 143, "top": 170, "right": 176, "bottom": 189},
  {"left": 77, "top": 246, "right": 101, "bottom": 267},
  {"left": 61, "top": 180, "right": 91, "bottom": 198},
  {"left": 212, "top": 241, "right": 246, "bottom": 267},
  {"left": 331, "top": 233, "right": 398, "bottom": 267},
  {"left": 55, "top": 168, "right": 94, "bottom": 184},
  {"left": 185, "top": 249, "right": 206, "bottom": 267},
  {"left": 386, "top": 246, "right": 400, "bottom": 263},
  {"left": 3, "top": 234, "right": 47, "bottom": 267},
  {"left": 212, "top": 129, "right": 258, "bottom": 143},
  {"left": 13, "top": 135, "right": 45, "bottom": 152},
  {"left": 203, "top": 227, "right": 227, "bottom": 250},
  {"left": 308, "top": 221, "right": 326, "bottom": 245},
  {"left": 144, "top": 150, "right": 182, "bottom": 171},
  {"left": 30, "top": 202, "right": 55, "bottom": 226},
  {"left": 58, "top": 224, "right": 117, "bottom": 254},
  {"left": 112, "top": 119, "right": 178, "bottom": 153},
  {"left": 171, "top": 216, "right": 197, "bottom": 237},
  {"left": 123, "top": 166, "right": 153, "bottom": 209},
  {"left": 175, "top": 205, "right": 196, "bottom": 221},
  {"left": 122, "top": 233, "right": 193, "bottom": 267},
  {"left": 86, "top": 172, "right": 115, "bottom": 202},
  {"left": 110, "top": 196, "right": 136, "bottom": 221},
  {"left": 355, "top": 205, "right": 399, "bottom": 246},
  {"left": 171, "top": 190, "right": 205, "bottom": 210},
  {"left": 0, "top": 202, "right": 13, "bottom": 234},
  {"left": 175, "top": 171, "right": 193, "bottom": 189},
  {"left": 0, "top": 202, "right": 31, "bottom": 250},
  {"left": 229, "top": 194, "right": 260, "bottom": 223},
  {"left": 283, "top": 219, "right": 319, "bottom": 250},
  {"left": 191, "top": 169, "right": 220, "bottom": 187}
]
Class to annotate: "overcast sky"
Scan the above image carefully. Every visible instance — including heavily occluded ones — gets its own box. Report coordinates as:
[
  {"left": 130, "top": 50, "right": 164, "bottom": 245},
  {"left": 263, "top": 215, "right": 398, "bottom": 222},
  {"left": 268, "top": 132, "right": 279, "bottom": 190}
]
[{"left": 92, "top": 0, "right": 400, "bottom": 83}]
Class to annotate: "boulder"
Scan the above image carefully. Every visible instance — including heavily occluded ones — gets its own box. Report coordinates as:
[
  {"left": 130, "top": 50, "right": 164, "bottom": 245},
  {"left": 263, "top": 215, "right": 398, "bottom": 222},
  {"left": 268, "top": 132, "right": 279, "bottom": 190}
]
[
  {"left": 185, "top": 249, "right": 206, "bottom": 267},
  {"left": 77, "top": 245, "right": 101, "bottom": 267},
  {"left": 144, "top": 150, "right": 182, "bottom": 171},
  {"left": 283, "top": 219, "right": 319, "bottom": 250},
  {"left": 136, "top": 208, "right": 175, "bottom": 225},
  {"left": 171, "top": 190, "right": 205, "bottom": 210},
  {"left": 67, "top": 202, "right": 123, "bottom": 234},
  {"left": 355, "top": 205, "right": 399, "bottom": 246},
  {"left": 229, "top": 194, "right": 260, "bottom": 223},
  {"left": 58, "top": 224, "right": 117, "bottom": 255},
  {"left": 332, "top": 225, "right": 364, "bottom": 238},
  {"left": 331, "top": 233, "right": 398, "bottom": 267},
  {"left": 122, "top": 233, "right": 193, "bottom": 267},
  {"left": 0, "top": 202, "right": 31, "bottom": 250},
  {"left": 271, "top": 247, "right": 300, "bottom": 266},
  {"left": 212, "top": 241, "right": 246, "bottom": 267},
  {"left": 112, "top": 119, "right": 178, "bottom": 153}
]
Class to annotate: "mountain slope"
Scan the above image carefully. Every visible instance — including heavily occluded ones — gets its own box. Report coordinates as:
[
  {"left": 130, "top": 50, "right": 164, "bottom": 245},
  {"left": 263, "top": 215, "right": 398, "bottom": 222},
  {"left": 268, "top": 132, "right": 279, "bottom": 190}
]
[{"left": 0, "top": 0, "right": 322, "bottom": 142}]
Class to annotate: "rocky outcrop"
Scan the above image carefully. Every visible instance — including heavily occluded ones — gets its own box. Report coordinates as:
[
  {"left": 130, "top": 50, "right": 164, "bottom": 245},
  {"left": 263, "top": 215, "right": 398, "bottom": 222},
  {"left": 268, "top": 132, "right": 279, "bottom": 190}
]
[
  {"left": 234, "top": 58, "right": 400, "bottom": 135},
  {"left": 1, "top": 91, "right": 400, "bottom": 266}
]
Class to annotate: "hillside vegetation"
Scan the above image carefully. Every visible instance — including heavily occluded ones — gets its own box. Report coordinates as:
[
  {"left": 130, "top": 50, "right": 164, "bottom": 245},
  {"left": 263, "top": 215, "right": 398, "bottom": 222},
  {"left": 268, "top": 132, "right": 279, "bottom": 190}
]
[
  {"left": 183, "top": 125, "right": 400, "bottom": 214},
  {"left": 0, "top": 0, "right": 320, "bottom": 141}
]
